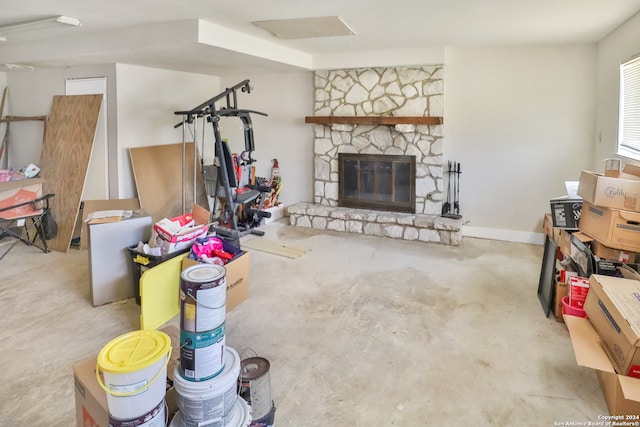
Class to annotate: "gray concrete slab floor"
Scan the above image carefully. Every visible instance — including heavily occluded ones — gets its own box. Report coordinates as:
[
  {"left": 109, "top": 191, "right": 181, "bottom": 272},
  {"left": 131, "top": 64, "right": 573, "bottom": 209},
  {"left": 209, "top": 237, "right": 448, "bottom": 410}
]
[{"left": 0, "top": 219, "right": 606, "bottom": 426}]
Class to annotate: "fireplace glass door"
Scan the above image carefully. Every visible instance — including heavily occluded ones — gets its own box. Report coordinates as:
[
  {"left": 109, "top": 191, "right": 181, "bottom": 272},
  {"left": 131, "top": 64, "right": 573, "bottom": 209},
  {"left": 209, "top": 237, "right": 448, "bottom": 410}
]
[{"left": 339, "top": 153, "right": 415, "bottom": 213}]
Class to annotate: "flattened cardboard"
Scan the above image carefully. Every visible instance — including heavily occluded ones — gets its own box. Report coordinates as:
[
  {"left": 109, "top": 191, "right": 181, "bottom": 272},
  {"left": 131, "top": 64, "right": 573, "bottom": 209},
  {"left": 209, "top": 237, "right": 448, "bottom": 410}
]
[
  {"left": 0, "top": 178, "right": 44, "bottom": 219},
  {"left": 129, "top": 142, "right": 208, "bottom": 224}
]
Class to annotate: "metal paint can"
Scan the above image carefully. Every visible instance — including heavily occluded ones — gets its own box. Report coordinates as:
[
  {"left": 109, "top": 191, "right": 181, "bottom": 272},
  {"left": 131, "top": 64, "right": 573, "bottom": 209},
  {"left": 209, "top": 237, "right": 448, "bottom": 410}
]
[
  {"left": 239, "top": 357, "right": 272, "bottom": 420},
  {"left": 249, "top": 402, "right": 276, "bottom": 427},
  {"left": 180, "top": 264, "right": 227, "bottom": 332},
  {"left": 179, "top": 323, "right": 226, "bottom": 381}
]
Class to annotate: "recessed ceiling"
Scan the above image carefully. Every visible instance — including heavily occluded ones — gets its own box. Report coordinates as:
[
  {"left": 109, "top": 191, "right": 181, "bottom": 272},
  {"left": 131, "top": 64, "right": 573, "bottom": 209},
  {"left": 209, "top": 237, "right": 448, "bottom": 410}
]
[
  {"left": 252, "top": 16, "right": 355, "bottom": 40},
  {"left": 0, "top": 0, "right": 639, "bottom": 75}
]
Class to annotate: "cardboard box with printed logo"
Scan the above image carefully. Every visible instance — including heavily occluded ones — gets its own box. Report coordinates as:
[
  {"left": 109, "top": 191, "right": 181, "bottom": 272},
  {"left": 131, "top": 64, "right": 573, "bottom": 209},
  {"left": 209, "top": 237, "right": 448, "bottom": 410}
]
[{"left": 578, "top": 164, "right": 640, "bottom": 212}]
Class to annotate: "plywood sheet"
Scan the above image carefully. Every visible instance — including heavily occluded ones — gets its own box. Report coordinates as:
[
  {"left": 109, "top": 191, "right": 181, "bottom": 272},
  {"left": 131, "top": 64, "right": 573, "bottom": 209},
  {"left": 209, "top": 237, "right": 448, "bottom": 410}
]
[
  {"left": 79, "top": 198, "right": 140, "bottom": 250},
  {"left": 129, "top": 142, "right": 208, "bottom": 223},
  {"left": 39, "top": 95, "right": 103, "bottom": 253}
]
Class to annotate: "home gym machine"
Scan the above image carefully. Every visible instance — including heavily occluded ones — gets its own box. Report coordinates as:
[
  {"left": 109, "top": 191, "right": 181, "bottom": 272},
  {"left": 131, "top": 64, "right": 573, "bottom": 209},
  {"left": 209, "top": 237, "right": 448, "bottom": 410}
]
[{"left": 175, "top": 80, "right": 272, "bottom": 245}]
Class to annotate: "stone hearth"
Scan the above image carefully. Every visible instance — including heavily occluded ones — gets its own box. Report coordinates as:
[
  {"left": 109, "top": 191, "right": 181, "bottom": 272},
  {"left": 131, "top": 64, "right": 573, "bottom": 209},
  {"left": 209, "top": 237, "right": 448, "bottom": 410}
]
[{"left": 288, "top": 202, "right": 462, "bottom": 245}]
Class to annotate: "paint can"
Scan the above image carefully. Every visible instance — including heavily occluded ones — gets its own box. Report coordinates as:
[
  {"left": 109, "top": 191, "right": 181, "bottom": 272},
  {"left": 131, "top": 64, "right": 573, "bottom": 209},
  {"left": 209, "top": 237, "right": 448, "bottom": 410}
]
[
  {"left": 180, "top": 264, "right": 227, "bottom": 332},
  {"left": 169, "top": 398, "right": 251, "bottom": 427},
  {"left": 173, "top": 346, "right": 243, "bottom": 426},
  {"left": 239, "top": 357, "right": 272, "bottom": 421},
  {"left": 179, "top": 323, "right": 226, "bottom": 381},
  {"left": 96, "top": 330, "right": 172, "bottom": 424},
  {"left": 249, "top": 402, "right": 276, "bottom": 427}
]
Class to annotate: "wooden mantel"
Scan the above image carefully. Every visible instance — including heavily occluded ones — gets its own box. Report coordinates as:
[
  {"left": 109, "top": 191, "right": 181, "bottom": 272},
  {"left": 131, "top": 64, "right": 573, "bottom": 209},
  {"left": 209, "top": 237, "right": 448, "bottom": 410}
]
[{"left": 305, "top": 116, "right": 443, "bottom": 125}]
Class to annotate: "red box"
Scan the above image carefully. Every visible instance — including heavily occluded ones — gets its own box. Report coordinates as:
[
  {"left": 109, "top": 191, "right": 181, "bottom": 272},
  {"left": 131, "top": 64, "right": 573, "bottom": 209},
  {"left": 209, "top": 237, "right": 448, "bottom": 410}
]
[{"left": 569, "top": 276, "right": 590, "bottom": 308}]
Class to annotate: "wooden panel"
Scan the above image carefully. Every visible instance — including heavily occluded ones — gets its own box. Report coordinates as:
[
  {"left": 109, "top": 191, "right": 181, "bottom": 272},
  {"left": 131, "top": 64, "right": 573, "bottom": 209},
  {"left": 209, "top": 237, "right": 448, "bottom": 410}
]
[
  {"left": 129, "top": 142, "right": 208, "bottom": 223},
  {"left": 305, "top": 116, "right": 444, "bottom": 125},
  {"left": 79, "top": 198, "right": 141, "bottom": 250},
  {"left": 39, "top": 95, "right": 103, "bottom": 253}
]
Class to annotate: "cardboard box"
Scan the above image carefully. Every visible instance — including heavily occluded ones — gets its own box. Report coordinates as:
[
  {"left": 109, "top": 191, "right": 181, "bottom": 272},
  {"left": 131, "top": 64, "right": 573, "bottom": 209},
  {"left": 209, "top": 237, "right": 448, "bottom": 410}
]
[
  {"left": 543, "top": 213, "right": 562, "bottom": 247},
  {"left": 182, "top": 250, "right": 250, "bottom": 312},
  {"left": 591, "top": 239, "right": 639, "bottom": 264},
  {"left": 579, "top": 202, "right": 640, "bottom": 253},
  {"left": 559, "top": 229, "right": 573, "bottom": 258},
  {"left": 578, "top": 166, "right": 640, "bottom": 212},
  {"left": 0, "top": 177, "right": 44, "bottom": 219},
  {"left": 150, "top": 204, "right": 210, "bottom": 255},
  {"left": 554, "top": 279, "right": 568, "bottom": 323},
  {"left": 564, "top": 315, "right": 640, "bottom": 416},
  {"left": 584, "top": 275, "right": 640, "bottom": 378},
  {"left": 73, "top": 326, "right": 180, "bottom": 427},
  {"left": 550, "top": 196, "right": 582, "bottom": 230}
]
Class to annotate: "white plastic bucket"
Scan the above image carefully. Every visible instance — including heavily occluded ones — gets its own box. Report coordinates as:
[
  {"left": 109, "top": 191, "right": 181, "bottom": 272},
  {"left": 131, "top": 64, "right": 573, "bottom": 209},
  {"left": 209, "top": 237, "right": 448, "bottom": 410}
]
[
  {"left": 174, "top": 346, "right": 241, "bottom": 426},
  {"left": 108, "top": 399, "right": 166, "bottom": 427},
  {"left": 169, "top": 398, "right": 252, "bottom": 427},
  {"left": 96, "top": 330, "right": 172, "bottom": 421}
]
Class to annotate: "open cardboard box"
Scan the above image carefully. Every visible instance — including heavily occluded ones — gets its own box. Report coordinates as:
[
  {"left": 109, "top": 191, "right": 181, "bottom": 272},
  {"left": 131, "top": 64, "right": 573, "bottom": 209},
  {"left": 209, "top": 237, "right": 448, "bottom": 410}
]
[
  {"left": 578, "top": 164, "right": 640, "bottom": 212},
  {"left": 139, "top": 248, "right": 250, "bottom": 330},
  {"left": 150, "top": 204, "right": 210, "bottom": 255},
  {"left": 584, "top": 275, "right": 640, "bottom": 378},
  {"left": 564, "top": 315, "right": 640, "bottom": 415},
  {"left": 73, "top": 326, "right": 180, "bottom": 427}
]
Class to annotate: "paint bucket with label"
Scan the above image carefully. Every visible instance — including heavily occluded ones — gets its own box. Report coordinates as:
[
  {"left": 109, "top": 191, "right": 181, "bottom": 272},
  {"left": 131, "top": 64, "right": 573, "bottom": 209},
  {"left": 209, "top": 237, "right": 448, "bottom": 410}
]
[
  {"left": 174, "top": 346, "right": 242, "bottom": 426},
  {"left": 180, "top": 264, "right": 227, "bottom": 333},
  {"left": 96, "top": 330, "right": 172, "bottom": 425},
  {"left": 169, "top": 398, "right": 251, "bottom": 427},
  {"left": 179, "top": 323, "right": 226, "bottom": 381},
  {"left": 239, "top": 357, "right": 272, "bottom": 421},
  {"left": 109, "top": 400, "right": 167, "bottom": 427}
]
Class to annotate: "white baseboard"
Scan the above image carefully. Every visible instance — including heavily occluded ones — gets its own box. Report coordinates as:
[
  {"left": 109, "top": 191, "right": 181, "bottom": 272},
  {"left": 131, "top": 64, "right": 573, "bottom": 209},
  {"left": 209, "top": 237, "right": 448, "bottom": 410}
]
[{"left": 462, "top": 226, "right": 545, "bottom": 245}]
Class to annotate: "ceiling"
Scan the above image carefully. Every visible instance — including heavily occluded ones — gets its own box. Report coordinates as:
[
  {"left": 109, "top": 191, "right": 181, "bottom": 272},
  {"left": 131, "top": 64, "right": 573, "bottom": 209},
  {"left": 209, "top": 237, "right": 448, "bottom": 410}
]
[{"left": 1, "top": 0, "right": 640, "bottom": 75}]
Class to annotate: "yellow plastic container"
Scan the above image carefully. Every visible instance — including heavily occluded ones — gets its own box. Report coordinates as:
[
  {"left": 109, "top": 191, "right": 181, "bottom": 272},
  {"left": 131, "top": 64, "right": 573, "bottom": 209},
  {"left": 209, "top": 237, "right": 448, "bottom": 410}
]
[{"left": 97, "top": 330, "right": 172, "bottom": 421}]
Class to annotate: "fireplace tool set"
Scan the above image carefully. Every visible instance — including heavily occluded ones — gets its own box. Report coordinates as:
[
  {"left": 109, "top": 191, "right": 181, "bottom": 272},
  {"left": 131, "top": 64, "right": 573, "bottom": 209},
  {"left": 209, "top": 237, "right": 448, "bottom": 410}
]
[{"left": 442, "top": 160, "right": 462, "bottom": 219}]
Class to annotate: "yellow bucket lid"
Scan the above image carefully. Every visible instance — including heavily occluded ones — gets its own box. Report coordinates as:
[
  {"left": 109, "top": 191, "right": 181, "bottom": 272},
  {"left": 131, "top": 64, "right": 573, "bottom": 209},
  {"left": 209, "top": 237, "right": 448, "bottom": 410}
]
[{"left": 97, "top": 330, "right": 171, "bottom": 374}]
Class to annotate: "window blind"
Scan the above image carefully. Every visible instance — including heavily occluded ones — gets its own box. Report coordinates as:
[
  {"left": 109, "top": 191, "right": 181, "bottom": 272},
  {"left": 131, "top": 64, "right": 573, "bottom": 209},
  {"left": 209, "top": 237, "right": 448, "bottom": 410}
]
[{"left": 619, "top": 55, "right": 640, "bottom": 155}]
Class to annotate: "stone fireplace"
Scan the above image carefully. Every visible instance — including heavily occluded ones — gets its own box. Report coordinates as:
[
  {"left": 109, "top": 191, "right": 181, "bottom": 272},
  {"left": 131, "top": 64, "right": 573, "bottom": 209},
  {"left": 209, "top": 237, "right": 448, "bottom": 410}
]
[{"left": 288, "top": 66, "right": 462, "bottom": 245}]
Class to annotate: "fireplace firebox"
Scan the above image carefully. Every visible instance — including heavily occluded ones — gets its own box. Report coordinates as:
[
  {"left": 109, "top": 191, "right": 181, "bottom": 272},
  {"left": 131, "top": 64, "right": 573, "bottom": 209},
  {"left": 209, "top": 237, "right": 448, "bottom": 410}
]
[{"left": 338, "top": 153, "right": 416, "bottom": 213}]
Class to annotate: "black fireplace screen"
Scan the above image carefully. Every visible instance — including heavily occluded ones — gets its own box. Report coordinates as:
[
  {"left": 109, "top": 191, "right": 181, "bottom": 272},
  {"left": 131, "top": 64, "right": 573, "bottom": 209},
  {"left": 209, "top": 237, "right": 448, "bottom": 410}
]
[{"left": 338, "top": 153, "right": 415, "bottom": 213}]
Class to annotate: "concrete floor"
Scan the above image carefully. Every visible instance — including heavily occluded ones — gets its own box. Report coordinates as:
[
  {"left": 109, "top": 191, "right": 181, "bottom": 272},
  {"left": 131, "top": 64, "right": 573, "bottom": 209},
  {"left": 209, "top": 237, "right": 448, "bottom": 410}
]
[{"left": 0, "top": 219, "right": 607, "bottom": 426}]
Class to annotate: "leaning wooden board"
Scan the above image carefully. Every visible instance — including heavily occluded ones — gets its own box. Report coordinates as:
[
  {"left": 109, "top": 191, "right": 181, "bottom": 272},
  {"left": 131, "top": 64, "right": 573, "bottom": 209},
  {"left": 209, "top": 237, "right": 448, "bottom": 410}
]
[
  {"left": 129, "top": 142, "right": 208, "bottom": 224},
  {"left": 39, "top": 95, "right": 103, "bottom": 253}
]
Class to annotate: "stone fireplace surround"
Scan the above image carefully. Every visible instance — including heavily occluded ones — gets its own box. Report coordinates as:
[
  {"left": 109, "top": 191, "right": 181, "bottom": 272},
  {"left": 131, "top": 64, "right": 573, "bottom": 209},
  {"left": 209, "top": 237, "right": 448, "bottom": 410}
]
[{"left": 287, "top": 66, "right": 462, "bottom": 245}]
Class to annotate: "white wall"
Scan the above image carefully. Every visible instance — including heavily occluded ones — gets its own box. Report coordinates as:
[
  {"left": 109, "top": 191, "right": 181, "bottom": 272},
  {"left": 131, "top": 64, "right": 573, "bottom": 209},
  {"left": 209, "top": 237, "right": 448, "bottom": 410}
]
[
  {"left": 596, "top": 11, "right": 640, "bottom": 168},
  {"left": 115, "top": 64, "right": 220, "bottom": 198},
  {"left": 218, "top": 72, "right": 314, "bottom": 207},
  {"left": 444, "top": 45, "right": 597, "bottom": 243}
]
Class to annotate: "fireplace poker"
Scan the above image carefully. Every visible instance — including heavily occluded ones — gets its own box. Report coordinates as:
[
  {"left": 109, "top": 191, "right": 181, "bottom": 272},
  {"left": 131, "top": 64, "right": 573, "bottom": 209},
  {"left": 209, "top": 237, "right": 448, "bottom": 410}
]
[{"left": 442, "top": 160, "right": 452, "bottom": 215}]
